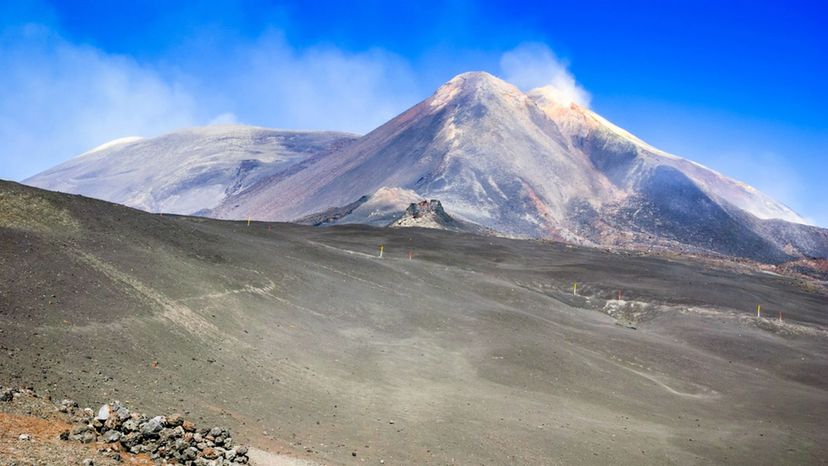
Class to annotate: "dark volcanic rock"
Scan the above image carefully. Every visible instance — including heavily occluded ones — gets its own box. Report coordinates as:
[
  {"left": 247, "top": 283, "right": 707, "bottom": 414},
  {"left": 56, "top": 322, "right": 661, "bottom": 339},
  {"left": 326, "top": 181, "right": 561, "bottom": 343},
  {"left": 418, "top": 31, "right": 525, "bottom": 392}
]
[
  {"left": 17, "top": 394, "right": 257, "bottom": 465},
  {"left": 389, "top": 199, "right": 487, "bottom": 235}
]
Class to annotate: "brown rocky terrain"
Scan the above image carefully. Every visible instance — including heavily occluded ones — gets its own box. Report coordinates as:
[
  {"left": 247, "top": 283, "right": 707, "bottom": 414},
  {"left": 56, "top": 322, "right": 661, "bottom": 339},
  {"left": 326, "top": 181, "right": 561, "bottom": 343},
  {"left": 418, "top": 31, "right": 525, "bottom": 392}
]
[{"left": 0, "top": 385, "right": 154, "bottom": 466}]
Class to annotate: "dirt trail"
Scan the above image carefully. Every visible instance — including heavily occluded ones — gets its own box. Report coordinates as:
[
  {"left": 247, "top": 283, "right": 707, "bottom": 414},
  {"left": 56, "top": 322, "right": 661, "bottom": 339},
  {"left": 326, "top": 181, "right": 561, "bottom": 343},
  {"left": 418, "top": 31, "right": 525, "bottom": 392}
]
[{"left": 1, "top": 181, "right": 826, "bottom": 465}]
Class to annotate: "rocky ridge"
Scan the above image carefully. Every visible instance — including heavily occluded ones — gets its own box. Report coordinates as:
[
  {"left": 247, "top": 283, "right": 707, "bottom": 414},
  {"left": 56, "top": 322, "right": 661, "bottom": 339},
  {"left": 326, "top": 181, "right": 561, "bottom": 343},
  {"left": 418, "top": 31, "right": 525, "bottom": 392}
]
[
  {"left": 24, "top": 125, "right": 358, "bottom": 216},
  {"left": 390, "top": 200, "right": 460, "bottom": 229}
]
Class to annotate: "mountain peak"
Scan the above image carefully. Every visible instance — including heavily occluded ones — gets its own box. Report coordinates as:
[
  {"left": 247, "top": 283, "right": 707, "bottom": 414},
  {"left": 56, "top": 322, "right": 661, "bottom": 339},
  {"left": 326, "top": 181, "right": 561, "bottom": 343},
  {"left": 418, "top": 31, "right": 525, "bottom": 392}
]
[
  {"left": 447, "top": 70, "right": 502, "bottom": 83},
  {"left": 430, "top": 71, "right": 524, "bottom": 108},
  {"left": 30, "top": 70, "right": 824, "bottom": 263}
]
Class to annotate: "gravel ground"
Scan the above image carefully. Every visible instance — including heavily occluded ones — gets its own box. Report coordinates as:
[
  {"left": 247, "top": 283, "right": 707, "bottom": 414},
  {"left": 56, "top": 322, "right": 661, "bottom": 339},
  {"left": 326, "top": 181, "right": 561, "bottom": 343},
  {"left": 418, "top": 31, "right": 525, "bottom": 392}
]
[{"left": 1, "top": 180, "right": 827, "bottom": 465}]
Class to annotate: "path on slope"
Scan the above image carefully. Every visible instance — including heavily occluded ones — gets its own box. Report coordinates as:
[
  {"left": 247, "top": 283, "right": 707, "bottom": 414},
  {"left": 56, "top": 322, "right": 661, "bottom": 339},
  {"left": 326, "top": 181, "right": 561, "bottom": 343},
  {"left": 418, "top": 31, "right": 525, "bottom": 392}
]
[{"left": 1, "top": 181, "right": 826, "bottom": 465}]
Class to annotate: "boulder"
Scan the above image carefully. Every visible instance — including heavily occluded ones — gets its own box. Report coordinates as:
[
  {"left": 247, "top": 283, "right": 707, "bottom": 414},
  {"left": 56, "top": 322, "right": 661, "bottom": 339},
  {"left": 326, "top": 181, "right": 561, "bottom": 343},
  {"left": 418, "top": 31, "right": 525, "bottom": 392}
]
[
  {"left": 116, "top": 406, "right": 130, "bottom": 421},
  {"left": 140, "top": 416, "right": 165, "bottom": 437},
  {"left": 182, "top": 447, "right": 199, "bottom": 461},
  {"left": 202, "top": 447, "right": 220, "bottom": 459},
  {"left": 166, "top": 413, "right": 184, "bottom": 427},
  {"left": 70, "top": 424, "right": 90, "bottom": 435},
  {"left": 96, "top": 404, "right": 111, "bottom": 422},
  {"left": 0, "top": 387, "right": 15, "bottom": 402},
  {"left": 122, "top": 418, "right": 140, "bottom": 432},
  {"left": 121, "top": 432, "right": 142, "bottom": 448},
  {"left": 59, "top": 399, "right": 77, "bottom": 413},
  {"left": 102, "top": 430, "right": 121, "bottom": 443}
]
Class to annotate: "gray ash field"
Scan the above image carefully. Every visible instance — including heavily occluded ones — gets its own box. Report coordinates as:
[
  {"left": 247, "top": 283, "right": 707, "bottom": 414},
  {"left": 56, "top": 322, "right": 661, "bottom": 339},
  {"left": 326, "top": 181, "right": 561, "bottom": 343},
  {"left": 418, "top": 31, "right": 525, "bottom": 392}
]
[{"left": 1, "top": 180, "right": 827, "bottom": 465}]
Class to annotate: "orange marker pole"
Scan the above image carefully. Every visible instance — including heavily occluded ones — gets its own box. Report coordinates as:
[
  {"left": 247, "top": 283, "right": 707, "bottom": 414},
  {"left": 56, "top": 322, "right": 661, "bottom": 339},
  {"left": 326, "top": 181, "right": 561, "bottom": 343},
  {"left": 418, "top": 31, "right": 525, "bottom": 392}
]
[
  {"left": 408, "top": 250, "right": 413, "bottom": 260},
  {"left": 573, "top": 282, "right": 577, "bottom": 296}
]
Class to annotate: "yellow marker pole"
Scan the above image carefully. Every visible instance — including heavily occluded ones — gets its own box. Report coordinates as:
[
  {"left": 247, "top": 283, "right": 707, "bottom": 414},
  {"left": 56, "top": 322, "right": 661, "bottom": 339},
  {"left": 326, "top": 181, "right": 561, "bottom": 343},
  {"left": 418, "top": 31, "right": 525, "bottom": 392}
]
[
  {"left": 573, "top": 282, "right": 577, "bottom": 296},
  {"left": 247, "top": 216, "right": 251, "bottom": 227},
  {"left": 757, "top": 304, "right": 761, "bottom": 318},
  {"left": 379, "top": 245, "right": 384, "bottom": 258}
]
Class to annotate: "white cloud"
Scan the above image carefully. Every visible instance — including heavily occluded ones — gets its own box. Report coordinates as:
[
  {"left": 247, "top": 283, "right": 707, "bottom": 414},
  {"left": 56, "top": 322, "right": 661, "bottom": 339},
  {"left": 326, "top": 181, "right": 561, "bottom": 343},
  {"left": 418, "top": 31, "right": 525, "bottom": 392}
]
[
  {"left": 0, "top": 24, "right": 203, "bottom": 180},
  {"left": 195, "top": 30, "right": 421, "bottom": 134},
  {"left": 207, "top": 113, "right": 239, "bottom": 125},
  {"left": 0, "top": 24, "right": 593, "bottom": 182},
  {"left": 0, "top": 25, "right": 424, "bottom": 181},
  {"left": 499, "top": 42, "right": 590, "bottom": 107}
]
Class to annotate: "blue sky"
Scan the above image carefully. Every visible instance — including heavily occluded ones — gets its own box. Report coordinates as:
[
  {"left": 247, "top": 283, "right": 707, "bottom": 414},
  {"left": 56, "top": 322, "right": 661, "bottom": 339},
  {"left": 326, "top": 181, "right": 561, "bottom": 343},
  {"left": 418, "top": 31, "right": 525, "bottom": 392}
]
[{"left": 1, "top": 0, "right": 826, "bottom": 225}]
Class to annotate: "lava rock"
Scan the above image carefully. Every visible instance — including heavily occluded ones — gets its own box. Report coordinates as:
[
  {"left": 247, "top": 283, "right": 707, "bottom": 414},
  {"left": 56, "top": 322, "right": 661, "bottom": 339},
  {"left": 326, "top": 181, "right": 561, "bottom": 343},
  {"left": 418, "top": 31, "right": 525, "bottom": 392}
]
[
  {"left": 102, "top": 430, "right": 121, "bottom": 443},
  {"left": 70, "top": 424, "right": 90, "bottom": 435},
  {"left": 202, "top": 447, "right": 220, "bottom": 459},
  {"left": 122, "top": 418, "right": 140, "bottom": 432},
  {"left": 166, "top": 413, "right": 184, "bottom": 427},
  {"left": 59, "top": 399, "right": 77, "bottom": 413},
  {"left": 121, "top": 432, "right": 142, "bottom": 448},
  {"left": 115, "top": 406, "right": 130, "bottom": 421},
  {"left": 140, "top": 416, "right": 165, "bottom": 437},
  {"left": 1, "top": 388, "right": 16, "bottom": 402}
]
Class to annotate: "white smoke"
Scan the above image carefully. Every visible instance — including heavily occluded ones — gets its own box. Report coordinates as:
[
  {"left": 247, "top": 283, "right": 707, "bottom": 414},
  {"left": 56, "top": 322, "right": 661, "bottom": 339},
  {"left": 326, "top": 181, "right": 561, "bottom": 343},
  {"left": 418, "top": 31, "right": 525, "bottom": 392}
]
[{"left": 499, "top": 43, "right": 591, "bottom": 107}]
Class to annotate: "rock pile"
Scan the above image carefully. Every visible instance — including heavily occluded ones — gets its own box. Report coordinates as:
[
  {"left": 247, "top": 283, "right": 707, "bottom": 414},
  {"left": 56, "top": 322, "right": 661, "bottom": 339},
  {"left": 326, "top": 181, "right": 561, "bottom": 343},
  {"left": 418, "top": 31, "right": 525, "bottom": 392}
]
[
  {"left": 57, "top": 398, "right": 250, "bottom": 465},
  {"left": 0, "top": 384, "right": 23, "bottom": 401}
]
